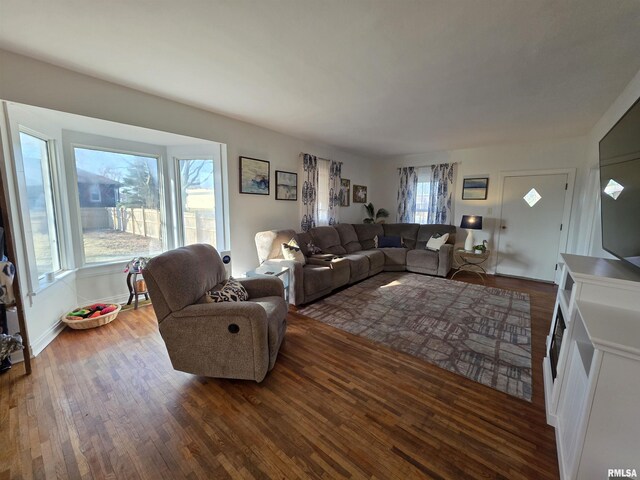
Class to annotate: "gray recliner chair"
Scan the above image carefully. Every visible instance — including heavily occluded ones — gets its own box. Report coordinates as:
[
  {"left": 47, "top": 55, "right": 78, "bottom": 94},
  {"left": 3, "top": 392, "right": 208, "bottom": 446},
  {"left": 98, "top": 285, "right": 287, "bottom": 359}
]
[{"left": 143, "top": 244, "right": 287, "bottom": 382}]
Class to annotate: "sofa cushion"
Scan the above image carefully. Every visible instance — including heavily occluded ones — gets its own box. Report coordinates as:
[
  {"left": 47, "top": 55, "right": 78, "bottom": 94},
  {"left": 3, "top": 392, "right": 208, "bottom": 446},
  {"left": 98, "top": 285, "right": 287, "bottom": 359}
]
[
  {"left": 310, "top": 226, "right": 347, "bottom": 255},
  {"left": 302, "top": 265, "right": 334, "bottom": 295},
  {"left": 329, "top": 257, "right": 350, "bottom": 288},
  {"left": 353, "top": 223, "right": 384, "bottom": 250},
  {"left": 378, "top": 247, "right": 408, "bottom": 268},
  {"left": 406, "top": 249, "right": 439, "bottom": 272},
  {"left": 416, "top": 224, "right": 457, "bottom": 250},
  {"left": 144, "top": 244, "right": 227, "bottom": 316},
  {"left": 334, "top": 224, "right": 363, "bottom": 253},
  {"left": 342, "top": 253, "right": 370, "bottom": 283},
  {"left": 354, "top": 249, "right": 385, "bottom": 273},
  {"left": 294, "top": 231, "right": 313, "bottom": 257},
  {"left": 383, "top": 223, "right": 420, "bottom": 249}
]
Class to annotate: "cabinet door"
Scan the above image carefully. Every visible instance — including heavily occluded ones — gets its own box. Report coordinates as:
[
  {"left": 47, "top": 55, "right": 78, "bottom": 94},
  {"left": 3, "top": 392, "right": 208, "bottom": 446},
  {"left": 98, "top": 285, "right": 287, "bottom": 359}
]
[
  {"left": 578, "top": 353, "right": 640, "bottom": 480},
  {"left": 557, "top": 344, "right": 590, "bottom": 478}
]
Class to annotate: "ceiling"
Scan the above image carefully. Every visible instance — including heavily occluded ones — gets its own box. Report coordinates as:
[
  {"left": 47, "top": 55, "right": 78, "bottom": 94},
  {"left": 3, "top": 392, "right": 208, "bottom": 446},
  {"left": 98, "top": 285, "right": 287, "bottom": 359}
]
[{"left": 1, "top": 0, "right": 639, "bottom": 157}]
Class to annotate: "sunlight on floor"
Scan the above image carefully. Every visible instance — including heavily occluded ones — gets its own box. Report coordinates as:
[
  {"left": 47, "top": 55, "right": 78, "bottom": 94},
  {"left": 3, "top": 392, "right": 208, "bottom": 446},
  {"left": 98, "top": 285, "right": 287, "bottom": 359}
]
[{"left": 379, "top": 280, "right": 402, "bottom": 288}]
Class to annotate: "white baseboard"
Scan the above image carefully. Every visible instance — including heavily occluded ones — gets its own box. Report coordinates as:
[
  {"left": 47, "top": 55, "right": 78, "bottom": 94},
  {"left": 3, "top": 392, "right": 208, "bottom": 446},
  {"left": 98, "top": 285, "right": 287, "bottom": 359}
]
[{"left": 31, "top": 318, "right": 66, "bottom": 356}]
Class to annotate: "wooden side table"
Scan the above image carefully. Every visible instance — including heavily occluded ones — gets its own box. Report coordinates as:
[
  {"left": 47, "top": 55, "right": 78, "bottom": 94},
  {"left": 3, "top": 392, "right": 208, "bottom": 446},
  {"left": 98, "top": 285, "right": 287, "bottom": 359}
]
[
  {"left": 451, "top": 249, "right": 490, "bottom": 283},
  {"left": 126, "top": 271, "right": 149, "bottom": 309}
]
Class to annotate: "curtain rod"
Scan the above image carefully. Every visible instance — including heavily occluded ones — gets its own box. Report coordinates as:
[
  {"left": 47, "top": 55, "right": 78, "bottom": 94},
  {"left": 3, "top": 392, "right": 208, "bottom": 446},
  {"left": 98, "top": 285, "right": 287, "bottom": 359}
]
[{"left": 299, "top": 152, "right": 334, "bottom": 163}]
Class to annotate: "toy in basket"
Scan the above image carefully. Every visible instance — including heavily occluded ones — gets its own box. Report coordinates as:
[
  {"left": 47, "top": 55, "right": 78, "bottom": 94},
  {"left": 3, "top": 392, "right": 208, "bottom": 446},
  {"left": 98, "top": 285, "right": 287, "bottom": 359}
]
[{"left": 62, "top": 303, "right": 122, "bottom": 330}]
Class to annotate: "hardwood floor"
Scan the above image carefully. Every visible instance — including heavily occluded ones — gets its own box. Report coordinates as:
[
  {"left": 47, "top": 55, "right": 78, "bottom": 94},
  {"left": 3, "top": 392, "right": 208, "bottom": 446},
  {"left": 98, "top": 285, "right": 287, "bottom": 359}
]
[{"left": 0, "top": 274, "right": 559, "bottom": 479}]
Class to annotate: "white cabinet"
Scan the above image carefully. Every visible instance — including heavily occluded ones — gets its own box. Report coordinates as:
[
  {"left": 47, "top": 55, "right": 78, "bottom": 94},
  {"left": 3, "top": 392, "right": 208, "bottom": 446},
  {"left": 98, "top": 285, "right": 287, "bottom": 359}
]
[{"left": 543, "top": 254, "right": 640, "bottom": 480}]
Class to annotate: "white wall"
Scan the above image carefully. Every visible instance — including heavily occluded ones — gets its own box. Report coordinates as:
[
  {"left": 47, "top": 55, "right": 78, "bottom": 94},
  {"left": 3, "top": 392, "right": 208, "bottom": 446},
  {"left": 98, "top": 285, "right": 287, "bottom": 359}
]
[
  {"left": 0, "top": 49, "right": 376, "bottom": 355},
  {"left": 0, "top": 102, "right": 79, "bottom": 356},
  {"left": 371, "top": 136, "right": 589, "bottom": 273}
]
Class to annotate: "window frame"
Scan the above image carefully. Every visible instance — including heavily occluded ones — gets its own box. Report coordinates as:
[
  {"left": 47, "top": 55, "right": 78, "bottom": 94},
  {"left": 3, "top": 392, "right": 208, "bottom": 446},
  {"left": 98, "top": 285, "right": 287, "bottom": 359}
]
[
  {"left": 14, "top": 127, "right": 64, "bottom": 285},
  {"left": 68, "top": 141, "right": 166, "bottom": 267},
  {"left": 174, "top": 155, "right": 225, "bottom": 249}
]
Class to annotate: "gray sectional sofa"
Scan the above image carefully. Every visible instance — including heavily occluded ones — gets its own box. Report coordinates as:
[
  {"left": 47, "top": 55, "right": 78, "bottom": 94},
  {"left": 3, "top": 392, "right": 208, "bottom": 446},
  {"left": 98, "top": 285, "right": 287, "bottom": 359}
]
[{"left": 255, "top": 223, "right": 456, "bottom": 306}]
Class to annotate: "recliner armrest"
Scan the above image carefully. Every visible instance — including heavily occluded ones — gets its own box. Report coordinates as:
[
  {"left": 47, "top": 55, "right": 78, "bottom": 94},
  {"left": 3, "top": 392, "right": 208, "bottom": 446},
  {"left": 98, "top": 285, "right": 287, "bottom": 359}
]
[
  {"left": 238, "top": 276, "right": 284, "bottom": 299},
  {"left": 173, "top": 301, "right": 267, "bottom": 319}
]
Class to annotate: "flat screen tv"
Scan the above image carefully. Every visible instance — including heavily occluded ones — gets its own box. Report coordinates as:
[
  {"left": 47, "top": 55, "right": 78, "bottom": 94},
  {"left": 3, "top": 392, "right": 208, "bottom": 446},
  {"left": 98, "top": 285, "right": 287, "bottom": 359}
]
[{"left": 599, "top": 96, "right": 640, "bottom": 272}]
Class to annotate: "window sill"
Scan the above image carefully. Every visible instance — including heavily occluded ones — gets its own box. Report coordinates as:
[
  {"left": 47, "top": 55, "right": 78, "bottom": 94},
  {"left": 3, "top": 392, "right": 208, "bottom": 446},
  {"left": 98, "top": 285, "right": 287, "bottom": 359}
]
[{"left": 33, "top": 269, "right": 76, "bottom": 296}]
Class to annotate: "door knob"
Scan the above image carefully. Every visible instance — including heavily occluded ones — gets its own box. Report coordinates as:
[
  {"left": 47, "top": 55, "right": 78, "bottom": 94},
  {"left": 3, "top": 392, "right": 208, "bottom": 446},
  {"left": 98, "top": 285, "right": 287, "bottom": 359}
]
[{"left": 501, "top": 225, "right": 506, "bottom": 229}]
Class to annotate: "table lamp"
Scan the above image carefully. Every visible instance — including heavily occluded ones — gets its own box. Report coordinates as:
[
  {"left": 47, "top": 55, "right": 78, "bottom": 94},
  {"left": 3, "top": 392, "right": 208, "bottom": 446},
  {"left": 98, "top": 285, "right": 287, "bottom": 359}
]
[{"left": 460, "top": 215, "right": 483, "bottom": 252}]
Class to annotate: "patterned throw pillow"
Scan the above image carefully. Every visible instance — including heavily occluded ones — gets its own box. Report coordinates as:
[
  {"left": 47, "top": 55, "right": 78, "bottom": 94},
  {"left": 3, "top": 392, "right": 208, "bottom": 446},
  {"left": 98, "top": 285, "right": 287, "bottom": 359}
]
[
  {"left": 426, "top": 233, "right": 450, "bottom": 251},
  {"left": 306, "top": 241, "right": 322, "bottom": 255},
  {"left": 282, "top": 238, "right": 306, "bottom": 264},
  {"left": 207, "top": 277, "right": 249, "bottom": 303}
]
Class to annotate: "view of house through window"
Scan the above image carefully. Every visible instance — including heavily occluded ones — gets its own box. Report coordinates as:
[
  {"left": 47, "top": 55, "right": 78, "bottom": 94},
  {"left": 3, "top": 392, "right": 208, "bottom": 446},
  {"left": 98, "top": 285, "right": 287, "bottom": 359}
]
[
  {"left": 73, "top": 147, "right": 164, "bottom": 264},
  {"left": 18, "top": 131, "right": 60, "bottom": 277},
  {"left": 177, "top": 158, "right": 217, "bottom": 246}
]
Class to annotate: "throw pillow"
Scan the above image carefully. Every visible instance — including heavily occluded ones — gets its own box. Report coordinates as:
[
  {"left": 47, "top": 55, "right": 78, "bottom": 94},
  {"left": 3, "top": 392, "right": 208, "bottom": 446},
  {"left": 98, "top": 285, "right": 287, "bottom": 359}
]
[
  {"left": 207, "top": 277, "right": 249, "bottom": 303},
  {"left": 426, "top": 233, "right": 450, "bottom": 251},
  {"left": 377, "top": 235, "right": 403, "bottom": 248},
  {"left": 306, "top": 241, "right": 322, "bottom": 255},
  {"left": 282, "top": 238, "right": 306, "bottom": 264}
]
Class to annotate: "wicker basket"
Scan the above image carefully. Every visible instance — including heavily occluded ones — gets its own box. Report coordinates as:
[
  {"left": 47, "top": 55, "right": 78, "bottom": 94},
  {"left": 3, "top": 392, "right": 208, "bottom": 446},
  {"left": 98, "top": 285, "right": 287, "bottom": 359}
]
[{"left": 62, "top": 304, "right": 122, "bottom": 330}]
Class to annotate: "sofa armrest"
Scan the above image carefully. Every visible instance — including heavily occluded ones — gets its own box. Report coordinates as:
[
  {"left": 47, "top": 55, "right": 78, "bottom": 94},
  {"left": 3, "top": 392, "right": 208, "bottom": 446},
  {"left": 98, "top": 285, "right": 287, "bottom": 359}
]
[
  {"left": 308, "top": 253, "right": 337, "bottom": 261},
  {"left": 307, "top": 256, "right": 335, "bottom": 266},
  {"left": 238, "top": 276, "right": 284, "bottom": 299},
  {"left": 437, "top": 243, "right": 454, "bottom": 277}
]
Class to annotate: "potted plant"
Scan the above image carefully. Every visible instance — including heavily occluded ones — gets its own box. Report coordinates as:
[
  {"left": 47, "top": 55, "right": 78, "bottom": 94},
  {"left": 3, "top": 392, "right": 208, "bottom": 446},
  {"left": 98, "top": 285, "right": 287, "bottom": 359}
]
[
  {"left": 363, "top": 203, "right": 390, "bottom": 224},
  {"left": 473, "top": 240, "right": 488, "bottom": 254}
]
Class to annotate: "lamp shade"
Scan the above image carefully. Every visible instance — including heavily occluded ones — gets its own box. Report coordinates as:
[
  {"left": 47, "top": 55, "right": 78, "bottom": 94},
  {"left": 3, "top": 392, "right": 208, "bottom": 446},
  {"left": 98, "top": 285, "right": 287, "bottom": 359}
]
[{"left": 460, "top": 215, "right": 483, "bottom": 230}]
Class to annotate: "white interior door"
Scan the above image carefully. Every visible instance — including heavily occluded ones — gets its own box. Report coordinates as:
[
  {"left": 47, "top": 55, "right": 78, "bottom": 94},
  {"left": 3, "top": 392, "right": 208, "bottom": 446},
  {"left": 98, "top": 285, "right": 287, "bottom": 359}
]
[{"left": 496, "top": 173, "right": 568, "bottom": 282}]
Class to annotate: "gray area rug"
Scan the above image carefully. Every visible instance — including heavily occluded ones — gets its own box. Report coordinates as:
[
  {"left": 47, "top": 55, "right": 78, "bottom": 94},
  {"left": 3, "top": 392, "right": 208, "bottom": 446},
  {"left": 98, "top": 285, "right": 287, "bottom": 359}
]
[{"left": 298, "top": 272, "right": 532, "bottom": 401}]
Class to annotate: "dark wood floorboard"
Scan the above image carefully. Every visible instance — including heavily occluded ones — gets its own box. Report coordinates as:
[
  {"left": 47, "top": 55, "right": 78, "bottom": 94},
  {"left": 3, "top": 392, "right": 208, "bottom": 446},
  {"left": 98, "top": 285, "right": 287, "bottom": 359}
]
[{"left": 0, "top": 273, "right": 559, "bottom": 479}]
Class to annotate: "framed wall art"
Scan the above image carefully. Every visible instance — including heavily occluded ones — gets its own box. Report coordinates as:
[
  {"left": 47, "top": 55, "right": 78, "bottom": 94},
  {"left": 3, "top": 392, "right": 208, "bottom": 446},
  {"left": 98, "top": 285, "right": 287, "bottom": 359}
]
[
  {"left": 340, "top": 178, "right": 351, "bottom": 206},
  {"left": 353, "top": 184, "right": 367, "bottom": 203},
  {"left": 239, "top": 156, "right": 270, "bottom": 195},
  {"left": 275, "top": 170, "right": 297, "bottom": 200},
  {"left": 462, "top": 177, "right": 489, "bottom": 200}
]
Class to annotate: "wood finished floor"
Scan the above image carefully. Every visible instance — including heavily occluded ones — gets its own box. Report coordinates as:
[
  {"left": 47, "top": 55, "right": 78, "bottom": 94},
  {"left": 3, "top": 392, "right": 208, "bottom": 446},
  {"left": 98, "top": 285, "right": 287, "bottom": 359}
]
[{"left": 0, "top": 274, "right": 559, "bottom": 479}]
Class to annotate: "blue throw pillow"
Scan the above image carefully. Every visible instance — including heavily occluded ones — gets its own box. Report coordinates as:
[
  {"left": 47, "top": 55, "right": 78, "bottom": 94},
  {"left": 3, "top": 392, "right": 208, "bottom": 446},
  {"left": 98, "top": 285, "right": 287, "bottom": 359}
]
[{"left": 377, "top": 235, "right": 403, "bottom": 248}]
